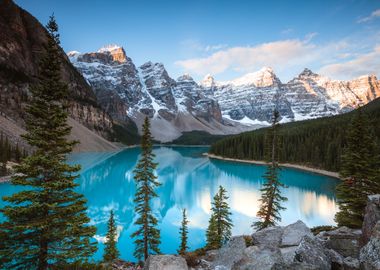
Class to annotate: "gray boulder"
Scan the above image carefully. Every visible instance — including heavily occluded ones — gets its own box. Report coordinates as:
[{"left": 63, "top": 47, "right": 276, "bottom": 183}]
[
  {"left": 342, "top": 257, "right": 359, "bottom": 270},
  {"left": 252, "top": 226, "right": 283, "bottom": 247},
  {"left": 359, "top": 221, "right": 380, "bottom": 270},
  {"left": 232, "top": 245, "right": 284, "bottom": 270},
  {"left": 280, "top": 246, "right": 298, "bottom": 264},
  {"left": 212, "top": 236, "right": 247, "bottom": 270},
  {"left": 294, "top": 236, "right": 331, "bottom": 270},
  {"left": 325, "top": 248, "right": 344, "bottom": 270},
  {"left": 144, "top": 255, "right": 188, "bottom": 270},
  {"left": 361, "top": 194, "right": 380, "bottom": 245},
  {"left": 281, "top": 220, "right": 313, "bottom": 247},
  {"left": 318, "top": 226, "right": 362, "bottom": 258}
]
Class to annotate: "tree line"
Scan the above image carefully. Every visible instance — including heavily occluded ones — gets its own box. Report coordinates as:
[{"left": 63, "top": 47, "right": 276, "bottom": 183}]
[{"left": 209, "top": 98, "right": 380, "bottom": 172}]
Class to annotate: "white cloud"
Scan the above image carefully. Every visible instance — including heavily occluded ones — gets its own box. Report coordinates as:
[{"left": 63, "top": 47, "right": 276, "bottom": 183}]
[
  {"left": 175, "top": 38, "right": 318, "bottom": 77},
  {"left": 319, "top": 45, "right": 380, "bottom": 80},
  {"left": 357, "top": 9, "right": 380, "bottom": 23},
  {"left": 180, "top": 39, "right": 227, "bottom": 53}
]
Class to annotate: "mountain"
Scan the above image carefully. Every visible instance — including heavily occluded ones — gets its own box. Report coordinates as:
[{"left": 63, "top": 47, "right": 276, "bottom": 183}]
[
  {"left": 209, "top": 97, "right": 380, "bottom": 172},
  {"left": 0, "top": 0, "right": 119, "bottom": 151},
  {"left": 69, "top": 47, "right": 254, "bottom": 142},
  {"left": 69, "top": 46, "right": 380, "bottom": 142}
]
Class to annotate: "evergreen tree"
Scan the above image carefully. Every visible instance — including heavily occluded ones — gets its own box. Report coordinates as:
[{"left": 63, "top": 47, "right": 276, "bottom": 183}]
[
  {"left": 206, "top": 185, "right": 233, "bottom": 249},
  {"left": 131, "top": 116, "right": 161, "bottom": 262},
  {"left": 254, "top": 110, "right": 287, "bottom": 231},
  {"left": 103, "top": 210, "right": 120, "bottom": 262},
  {"left": 335, "top": 108, "right": 380, "bottom": 228},
  {"left": 178, "top": 208, "right": 189, "bottom": 255},
  {"left": 0, "top": 16, "right": 96, "bottom": 270}
]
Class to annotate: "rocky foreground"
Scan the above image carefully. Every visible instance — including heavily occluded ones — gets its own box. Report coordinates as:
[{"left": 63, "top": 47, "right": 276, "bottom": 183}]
[{"left": 126, "top": 195, "right": 380, "bottom": 270}]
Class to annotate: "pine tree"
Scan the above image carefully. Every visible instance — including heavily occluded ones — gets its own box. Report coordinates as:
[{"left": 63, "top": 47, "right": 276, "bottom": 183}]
[
  {"left": 178, "top": 208, "right": 189, "bottom": 255},
  {"left": 206, "top": 185, "right": 233, "bottom": 249},
  {"left": 335, "top": 108, "right": 380, "bottom": 228},
  {"left": 103, "top": 210, "right": 120, "bottom": 262},
  {"left": 131, "top": 116, "right": 161, "bottom": 262},
  {"left": 0, "top": 16, "right": 97, "bottom": 270},
  {"left": 253, "top": 110, "right": 287, "bottom": 231}
]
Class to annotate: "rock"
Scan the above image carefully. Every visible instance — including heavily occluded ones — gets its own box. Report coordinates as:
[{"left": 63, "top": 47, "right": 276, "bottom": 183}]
[
  {"left": 318, "top": 226, "right": 362, "bottom": 258},
  {"left": 212, "top": 236, "right": 246, "bottom": 270},
  {"left": 281, "top": 220, "right": 313, "bottom": 247},
  {"left": 280, "top": 246, "right": 298, "bottom": 264},
  {"left": 144, "top": 255, "right": 188, "bottom": 270},
  {"left": 359, "top": 221, "right": 380, "bottom": 270},
  {"left": 325, "top": 249, "right": 344, "bottom": 270},
  {"left": 361, "top": 194, "right": 380, "bottom": 245},
  {"left": 272, "top": 262, "right": 321, "bottom": 270},
  {"left": 342, "top": 257, "right": 359, "bottom": 270},
  {"left": 252, "top": 226, "right": 283, "bottom": 247},
  {"left": 232, "top": 245, "right": 284, "bottom": 270},
  {"left": 294, "top": 236, "right": 331, "bottom": 270}
]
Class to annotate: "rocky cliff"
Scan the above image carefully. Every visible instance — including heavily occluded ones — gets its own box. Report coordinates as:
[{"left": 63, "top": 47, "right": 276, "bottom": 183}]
[{"left": 0, "top": 0, "right": 116, "bottom": 150}]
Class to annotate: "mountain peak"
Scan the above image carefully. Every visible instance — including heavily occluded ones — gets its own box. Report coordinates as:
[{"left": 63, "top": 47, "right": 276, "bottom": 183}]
[
  {"left": 201, "top": 74, "right": 215, "bottom": 87},
  {"left": 299, "top": 68, "right": 317, "bottom": 77},
  {"left": 177, "top": 73, "right": 194, "bottom": 82},
  {"left": 224, "top": 66, "right": 279, "bottom": 87},
  {"left": 98, "top": 45, "right": 126, "bottom": 63}
]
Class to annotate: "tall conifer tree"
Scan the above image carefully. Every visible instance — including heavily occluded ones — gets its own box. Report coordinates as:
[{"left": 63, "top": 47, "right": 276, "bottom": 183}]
[
  {"left": 178, "top": 208, "right": 189, "bottom": 255},
  {"left": 131, "top": 117, "right": 161, "bottom": 262},
  {"left": 0, "top": 16, "right": 96, "bottom": 270},
  {"left": 254, "top": 110, "right": 287, "bottom": 230},
  {"left": 103, "top": 210, "right": 119, "bottom": 262},
  {"left": 335, "top": 108, "right": 380, "bottom": 228},
  {"left": 206, "top": 186, "right": 233, "bottom": 249}
]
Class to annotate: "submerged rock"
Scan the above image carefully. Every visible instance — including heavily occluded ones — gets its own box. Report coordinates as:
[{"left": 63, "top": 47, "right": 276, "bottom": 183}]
[{"left": 144, "top": 255, "right": 188, "bottom": 270}]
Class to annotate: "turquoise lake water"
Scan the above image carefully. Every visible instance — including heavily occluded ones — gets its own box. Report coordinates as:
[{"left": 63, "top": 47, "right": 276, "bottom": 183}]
[{"left": 0, "top": 146, "right": 339, "bottom": 262}]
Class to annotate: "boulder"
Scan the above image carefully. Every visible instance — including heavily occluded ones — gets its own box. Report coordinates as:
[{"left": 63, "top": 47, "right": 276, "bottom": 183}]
[
  {"left": 342, "top": 257, "right": 359, "bottom": 270},
  {"left": 318, "top": 226, "right": 362, "bottom": 258},
  {"left": 144, "top": 255, "right": 188, "bottom": 270},
  {"left": 232, "top": 245, "right": 284, "bottom": 270},
  {"left": 281, "top": 220, "right": 313, "bottom": 247},
  {"left": 325, "top": 249, "right": 344, "bottom": 270},
  {"left": 361, "top": 194, "right": 380, "bottom": 245},
  {"left": 280, "top": 246, "right": 298, "bottom": 264},
  {"left": 212, "top": 236, "right": 247, "bottom": 270},
  {"left": 294, "top": 236, "right": 331, "bottom": 270},
  {"left": 252, "top": 226, "right": 283, "bottom": 247},
  {"left": 359, "top": 221, "right": 380, "bottom": 270}
]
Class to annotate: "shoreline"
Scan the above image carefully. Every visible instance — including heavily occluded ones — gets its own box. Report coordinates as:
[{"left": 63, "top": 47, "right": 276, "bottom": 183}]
[
  {"left": 205, "top": 153, "right": 340, "bottom": 179},
  {"left": 0, "top": 175, "right": 11, "bottom": 183}
]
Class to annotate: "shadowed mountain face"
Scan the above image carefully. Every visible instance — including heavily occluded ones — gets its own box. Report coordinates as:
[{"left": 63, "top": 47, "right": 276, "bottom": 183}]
[{"left": 0, "top": 0, "right": 114, "bottom": 142}]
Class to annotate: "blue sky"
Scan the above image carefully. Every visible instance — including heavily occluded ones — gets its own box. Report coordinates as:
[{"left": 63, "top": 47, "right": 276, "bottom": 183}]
[{"left": 15, "top": 0, "right": 380, "bottom": 82}]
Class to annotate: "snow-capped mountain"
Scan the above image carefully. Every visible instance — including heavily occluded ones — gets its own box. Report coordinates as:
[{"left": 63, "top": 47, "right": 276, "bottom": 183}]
[
  {"left": 69, "top": 46, "right": 252, "bottom": 142},
  {"left": 68, "top": 45, "right": 380, "bottom": 141}
]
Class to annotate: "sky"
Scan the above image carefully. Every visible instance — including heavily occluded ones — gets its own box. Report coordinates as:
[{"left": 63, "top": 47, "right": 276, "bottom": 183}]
[{"left": 15, "top": 0, "right": 380, "bottom": 82}]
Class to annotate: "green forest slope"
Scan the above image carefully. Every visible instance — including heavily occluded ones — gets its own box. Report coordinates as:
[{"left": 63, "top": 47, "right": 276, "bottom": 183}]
[{"left": 209, "top": 98, "right": 380, "bottom": 172}]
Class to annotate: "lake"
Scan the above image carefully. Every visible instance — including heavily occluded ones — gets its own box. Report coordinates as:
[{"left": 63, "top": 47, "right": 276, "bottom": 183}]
[{"left": 0, "top": 146, "right": 339, "bottom": 262}]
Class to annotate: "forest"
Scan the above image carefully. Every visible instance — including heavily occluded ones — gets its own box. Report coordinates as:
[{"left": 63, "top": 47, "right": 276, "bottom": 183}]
[{"left": 209, "top": 98, "right": 380, "bottom": 172}]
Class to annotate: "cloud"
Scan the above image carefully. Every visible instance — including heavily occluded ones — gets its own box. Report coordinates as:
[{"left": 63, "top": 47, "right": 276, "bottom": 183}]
[
  {"left": 319, "top": 45, "right": 380, "bottom": 80},
  {"left": 281, "top": 28, "right": 294, "bottom": 35},
  {"left": 175, "top": 39, "right": 318, "bottom": 76},
  {"left": 357, "top": 9, "right": 380, "bottom": 23},
  {"left": 180, "top": 39, "right": 227, "bottom": 53}
]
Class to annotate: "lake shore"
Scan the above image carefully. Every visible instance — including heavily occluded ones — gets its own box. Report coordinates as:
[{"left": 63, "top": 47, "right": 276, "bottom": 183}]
[
  {"left": 0, "top": 175, "right": 11, "bottom": 183},
  {"left": 205, "top": 153, "right": 340, "bottom": 179}
]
